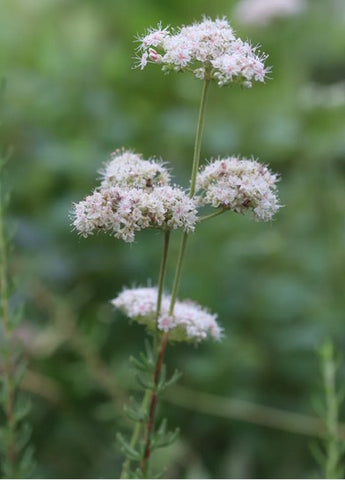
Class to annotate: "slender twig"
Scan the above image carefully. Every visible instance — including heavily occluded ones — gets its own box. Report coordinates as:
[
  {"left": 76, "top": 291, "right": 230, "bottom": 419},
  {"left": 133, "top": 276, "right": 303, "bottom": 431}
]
[
  {"left": 121, "top": 231, "right": 171, "bottom": 479},
  {"left": 141, "top": 332, "right": 169, "bottom": 477}
]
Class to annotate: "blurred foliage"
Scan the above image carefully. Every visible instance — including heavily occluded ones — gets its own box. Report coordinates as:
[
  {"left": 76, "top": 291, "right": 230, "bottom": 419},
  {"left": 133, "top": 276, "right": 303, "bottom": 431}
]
[{"left": 1, "top": 0, "right": 345, "bottom": 477}]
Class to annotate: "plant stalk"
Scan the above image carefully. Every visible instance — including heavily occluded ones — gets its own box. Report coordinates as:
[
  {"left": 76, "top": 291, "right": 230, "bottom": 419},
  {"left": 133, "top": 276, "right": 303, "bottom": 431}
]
[
  {"left": 120, "top": 231, "right": 171, "bottom": 479},
  {"left": 141, "top": 332, "right": 169, "bottom": 477},
  {"left": 140, "top": 77, "right": 210, "bottom": 476},
  {"left": 198, "top": 208, "right": 227, "bottom": 223},
  {"left": 154, "top": 231, "right": 170, "bottom": 340}
]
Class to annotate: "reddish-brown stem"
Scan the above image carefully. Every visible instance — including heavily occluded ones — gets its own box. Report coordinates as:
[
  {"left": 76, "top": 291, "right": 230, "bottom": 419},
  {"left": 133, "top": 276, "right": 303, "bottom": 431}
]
[{"left": 141, "top": 332, "right": 169, "bottom": 477}]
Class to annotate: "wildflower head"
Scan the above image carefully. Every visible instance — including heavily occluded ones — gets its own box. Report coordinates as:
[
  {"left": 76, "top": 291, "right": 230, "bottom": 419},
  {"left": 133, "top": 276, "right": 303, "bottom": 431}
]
[
  {"left": 196, "top": 156, "right": 281, "bottom": 221},
  {"left": 111, "top": 287, "right": 222, "bottom": 343},
  {"left": 136, "top": 16, "right": 269, "bottom": 87},
  {"left": 100, "top": 149, "right": 170, "bottom": 190},
  {"left": 72, "top": 149, "right": 198, "bottom": 242},
  {"left": 72, "top": 184, "right": 198, "bottom": 243}
]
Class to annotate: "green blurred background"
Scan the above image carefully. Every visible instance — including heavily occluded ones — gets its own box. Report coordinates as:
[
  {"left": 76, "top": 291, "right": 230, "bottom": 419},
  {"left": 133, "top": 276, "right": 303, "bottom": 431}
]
[{"left": 1, "top": 0, "right": 345, "bottom": 477}]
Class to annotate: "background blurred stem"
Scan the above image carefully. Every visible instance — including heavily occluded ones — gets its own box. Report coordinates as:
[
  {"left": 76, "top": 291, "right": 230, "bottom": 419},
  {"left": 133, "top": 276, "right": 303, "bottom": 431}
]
[
  {"left": 167, "top": 385, "right": 345, "bottom": 440},
  {"left": 319, "top": 341, "right": 343, "bottom": 478},
  {"left": 0, "top": 187, "right": 17, "bottom": 477}
]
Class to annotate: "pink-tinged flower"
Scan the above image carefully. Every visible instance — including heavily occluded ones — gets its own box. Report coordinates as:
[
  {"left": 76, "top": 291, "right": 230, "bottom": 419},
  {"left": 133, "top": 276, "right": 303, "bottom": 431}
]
[
  {"left": 136, "top": 16, "right": 269, "bottom": 87},
  {"left": 100, "top": 150, "right": 170, "bottom": 190},
  {"left": 71, "top": 151, "right": 198, "bottom": 242},
  {"left": 148, "top": 48, "right": 162, "bottom": 63},
  {"left": 140, "top": 25, "right": 169, "bottom": 48},
  {"left": 111, "top": 287, "right": 222, "bottom": 343},
  {"left": 234, "top": 0, "right": 306, "bottom": 27},
  {"left": 72, "top": 184, "right": 198, "bottom": 242},
  {"left": 196, "top": 156, "right": 281, "bottom": 221}
]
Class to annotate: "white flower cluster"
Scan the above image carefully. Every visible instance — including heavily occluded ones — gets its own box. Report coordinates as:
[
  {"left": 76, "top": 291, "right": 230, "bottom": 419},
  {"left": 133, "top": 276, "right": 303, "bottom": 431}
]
[
  {"left": 137, "top": 17, "right": 268, "bottom": 87},
  {"left": 111, "top": 287, "right": 222, "bottom": 343},
  {"left": 235, "top": 0, "right": 305, "bottom": 27},
  {"left": 196, "top": 157, "right": 280, "bottom": 221},
  {"left": 100, "top": 150, "right": 170, "bottom": 189},
  {"left": 72, "top": 151, "right": 198, "bottom": 242}
]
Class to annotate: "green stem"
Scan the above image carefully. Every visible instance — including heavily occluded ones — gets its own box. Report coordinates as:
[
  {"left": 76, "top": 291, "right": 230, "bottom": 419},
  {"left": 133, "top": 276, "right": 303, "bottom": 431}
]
[
  {"left": 154, "top": 231, "right": 170, "bottom": 340},
  {"left": 190, "top": 79, "right": 210, "bottom": 198},
  {"left": 140, "top": 77, "right": 211, "bottom": 476},
  {"left": 198, "top": 208, "right": 227, "bottom": 224},
  {"left": 120, "top": 390, "right": 151, "bottom": 479},
  {"left": 168, "top": 78, "right": 210, "bottom": 315},
  {"left": 168, "top": 232, "right": 188, "bottom": 315}
]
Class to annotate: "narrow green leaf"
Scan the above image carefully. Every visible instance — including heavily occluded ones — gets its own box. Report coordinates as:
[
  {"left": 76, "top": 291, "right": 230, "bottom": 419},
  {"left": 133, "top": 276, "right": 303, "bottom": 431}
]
[
  {"left": 116, "top": 432, "right": 141, "bottom": 461},
  {"left": 165, "top": 369, "right": 182, "bottom": 388},
  {"left": 129, "top": 355, "right": 149, "bottom": 373},
  {"left": 135, "top": 373, "right": 153, "bottom": 391},
  {"left": 123, "top": 403, "right": 146, "bottom": 423}
]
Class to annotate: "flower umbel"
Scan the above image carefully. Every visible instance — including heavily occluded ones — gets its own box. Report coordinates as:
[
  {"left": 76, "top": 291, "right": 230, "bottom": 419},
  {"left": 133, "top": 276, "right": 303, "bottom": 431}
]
[
  {"left": 72, "top": 150, "right": 198, "bottom": 243},
  {"left": 196, "top": 156, "right": 281, "bottom": 221},
  {"left": 72, "top": 184, "right": 198, "bottom": 243},
  {"left": 100, "top": 149, "right": 170, "bottom": 190},
  {"left": 137, "top": 16, "right": 269, "bottom": 87},
  {"left": 111, "top": 286, "right": 222, "bottom": 342}
]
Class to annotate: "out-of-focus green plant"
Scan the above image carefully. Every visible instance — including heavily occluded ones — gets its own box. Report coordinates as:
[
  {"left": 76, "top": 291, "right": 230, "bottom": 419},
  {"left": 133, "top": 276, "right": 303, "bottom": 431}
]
[
  {"left": 0, "top": 81, "right": 34, "bottom": 478},
  {"left": 312, "top": 341, "right": 345, "bottom": 479},
  {"left": 1, "top": 0, "right": 345, "bottom": 477}
]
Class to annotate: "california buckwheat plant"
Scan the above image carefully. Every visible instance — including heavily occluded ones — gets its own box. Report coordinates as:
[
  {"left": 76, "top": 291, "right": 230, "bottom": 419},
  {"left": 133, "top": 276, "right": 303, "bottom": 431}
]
[{"left": 72, "top": 16, "right": 280, "bottom": 479}]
